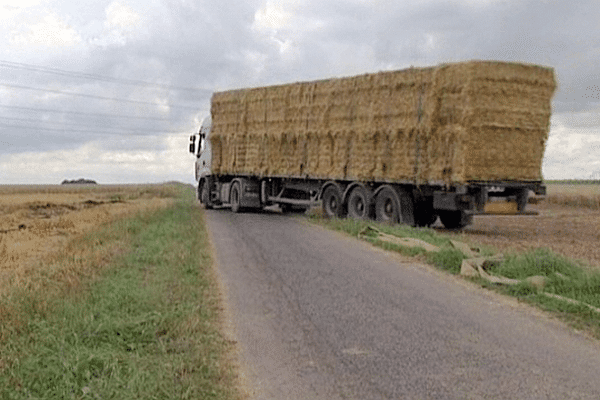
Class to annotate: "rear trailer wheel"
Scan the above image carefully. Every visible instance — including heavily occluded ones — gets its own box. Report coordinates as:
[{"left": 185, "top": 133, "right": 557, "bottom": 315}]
[
  {"left": 375, "top": 186, "right": 400, "bottom": 223},
  {"left": 347, "top": 186, "right": 372, "bottom": 220},
  {"left": 439, "top": 210, "right": 473, "bottom": 230},
  {"left": 322, "top": 185, "right": 345, "bottom": 218},
  {"left": 230, "top": 182, "right": 242, "bottom": 213},
  {"left": 375, "top": 186, "right": 415, "bottom": 225}
]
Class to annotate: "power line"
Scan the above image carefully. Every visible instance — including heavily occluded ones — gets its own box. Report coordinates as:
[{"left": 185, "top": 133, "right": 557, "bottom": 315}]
[
  {"left": 0, "top": 59, "right": 212, "bottom": 93},
  {"left": 0, "top": 104, "right": 174, "bottom": 121},
  {"left": 0, "top": 82, "right": 200, "bottom": 110},
  {"left": 1, "top": 116, "right": 173, "bottom": 135},
  {"left": 0, "top": 122, "right": 186, "bottom": 136}
]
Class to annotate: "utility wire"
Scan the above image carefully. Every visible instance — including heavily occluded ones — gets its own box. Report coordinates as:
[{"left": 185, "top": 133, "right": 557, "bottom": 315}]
[
  {"left": 0, "top": 122, "right": 184, "bottom": 136},
  {"left": 2, "top": 116, "right": 174, "bottom": 134},
  {"left": 0, "top": 60, "right": 209, "bottom": 139},
  {"left": 0, "top": 59, "right": 212, "bottom": 93},
  {"left": 0, "top": 83, "right": 201, "bottom": 110},
  {"left": 0, "top": 104, "right": 174, "bottom": 121}
]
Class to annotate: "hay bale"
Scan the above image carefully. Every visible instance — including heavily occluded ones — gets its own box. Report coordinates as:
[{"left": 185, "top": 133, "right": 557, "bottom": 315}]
[{"left": 209, "top": 61, "right": 555, "bottom": 183}]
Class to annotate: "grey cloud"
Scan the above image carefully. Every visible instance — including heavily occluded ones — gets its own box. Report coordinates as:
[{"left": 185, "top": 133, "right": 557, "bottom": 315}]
[
  {"left": 1, "top": 0, "right": 262, "bottom": 155},
  {"left": 2, "top": 0, "right": 600, "bottom": 181}
]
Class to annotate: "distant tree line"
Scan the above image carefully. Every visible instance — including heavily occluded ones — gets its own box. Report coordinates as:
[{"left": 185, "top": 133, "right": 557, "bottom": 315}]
[{"left": 61, "top": 178, "right": 97, "bottom": 185}]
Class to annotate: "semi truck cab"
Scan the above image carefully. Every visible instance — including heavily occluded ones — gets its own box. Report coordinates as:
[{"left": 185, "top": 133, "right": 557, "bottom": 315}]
[{"left": 191, "top": 116, "right": 212, "bottom": 182}]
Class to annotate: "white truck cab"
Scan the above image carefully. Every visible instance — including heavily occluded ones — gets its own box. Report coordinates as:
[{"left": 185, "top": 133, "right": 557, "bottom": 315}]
[{"left": 191, "top": 116, "right": 212, "bottom": 182}]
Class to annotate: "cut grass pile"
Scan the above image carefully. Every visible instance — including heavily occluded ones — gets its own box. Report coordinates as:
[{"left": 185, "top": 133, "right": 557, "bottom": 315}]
[
  {"left": 0, "top": 187, "right": 240, "bottom": 399},
  {"left": 308, "top": 213, "right": 600, "bottom": 339}
]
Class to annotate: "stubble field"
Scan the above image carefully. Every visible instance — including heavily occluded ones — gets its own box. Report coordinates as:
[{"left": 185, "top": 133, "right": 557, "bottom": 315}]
[
  {"left": 0, "top": 183, "right": 242, "bottom": 399},
  {"left": 0, "top": 184, "right": 178, "bottom": 295},
  {"left": 3, "top": 182, "right": 599, "bottom": 278},
  {"left": 440, "top": 183, "right": 600, "bottom": 269}
]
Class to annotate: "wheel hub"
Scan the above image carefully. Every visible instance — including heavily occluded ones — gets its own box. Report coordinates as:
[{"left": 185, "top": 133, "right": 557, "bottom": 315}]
[
  {"left": 329, "top": 198, "right": 337, "bottom": 210},
  {"left": 384, "top": 199, "right": 393, "bottom": 216}
]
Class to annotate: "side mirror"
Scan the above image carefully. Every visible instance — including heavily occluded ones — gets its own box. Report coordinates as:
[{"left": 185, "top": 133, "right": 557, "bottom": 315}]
[{"left": 189, "top": 135, "right": 196, "bottom": 154}]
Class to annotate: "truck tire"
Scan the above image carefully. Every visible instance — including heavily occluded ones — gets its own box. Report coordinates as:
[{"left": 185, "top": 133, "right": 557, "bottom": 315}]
[
  {"left": 200, "top": 182, "right": 213, "bottom": 209},
  {"left": 438, "top": 210, "right": 473, "bottom": 230},
  {"left": 375, "top": 186, "right": 414, "bottom": 225},
  {"left": 322, "top": 185, "right": 345, "bottom": 218},
  {"left": 347, "top": 185, "right": 372, "bottom": 220},
  {"left": 375, "top": 186, "right": 400, "bottom": 223},
  {"left": 230, "top": 182, "right": 242, "bottom": 213}
]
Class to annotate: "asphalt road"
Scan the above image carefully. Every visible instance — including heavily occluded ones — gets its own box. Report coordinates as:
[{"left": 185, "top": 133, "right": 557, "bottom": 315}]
[{"left": 206, "top": 208, "right": 600, "bottom": 400}]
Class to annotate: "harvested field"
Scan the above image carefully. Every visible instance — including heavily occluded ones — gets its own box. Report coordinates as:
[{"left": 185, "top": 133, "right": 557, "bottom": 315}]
[
  {"left": 544, "top": 183, "right": 600, "bottom": 209},
  {"left": 0, "top": 184, "right": 179, "bottom": 295},
  {"left": 438, "top": 184, "right": 600, "bottom": 270}
]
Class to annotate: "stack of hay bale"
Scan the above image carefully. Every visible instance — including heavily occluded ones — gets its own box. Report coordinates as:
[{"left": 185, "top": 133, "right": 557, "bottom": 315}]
[{"left": 210, "top": 61, "right": 556, "bottom": 184}]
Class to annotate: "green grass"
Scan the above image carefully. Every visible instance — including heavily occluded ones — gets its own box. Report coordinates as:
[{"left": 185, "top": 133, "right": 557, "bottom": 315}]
[
  {"left": 0, "top": 188, "right": 240, "bottom": 399},
  {"left": 307, "top": 212, "right": 600, "bottom": 339},
  {"left": 487, "top": 248, "right": 600, "bottom": 308}
]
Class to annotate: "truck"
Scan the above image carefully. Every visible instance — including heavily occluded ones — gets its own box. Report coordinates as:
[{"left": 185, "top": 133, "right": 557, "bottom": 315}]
[{"left": 188, "top": 60, "right": 556, "bottom": 229}]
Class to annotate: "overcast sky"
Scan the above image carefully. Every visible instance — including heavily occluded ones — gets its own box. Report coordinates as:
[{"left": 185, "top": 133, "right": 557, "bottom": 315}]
[{"left": 1, "top": 0, "right": 599, "bottom": 184}]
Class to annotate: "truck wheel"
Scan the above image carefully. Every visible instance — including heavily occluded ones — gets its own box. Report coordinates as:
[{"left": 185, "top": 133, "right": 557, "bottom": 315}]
[
  {"left": 347, "top": 185, "right": 372, "bottom": 220},
  {"left": 201, "top": 182, "right": 213, "bottom": 209},
  {"left": 439, "top": 210, "right": 473, "bottom": 230},
  {"left": 322, "top": 185, "right": 345, "bottom": 218},
  {"left": 230, "top": 182, "right": 242, "bottom": 213},
  {"left": 375, "top": 186, "right": 400, "bottom": 223},
  {"left": 375, "top": 186, "right": 414, "bottom": 225}
]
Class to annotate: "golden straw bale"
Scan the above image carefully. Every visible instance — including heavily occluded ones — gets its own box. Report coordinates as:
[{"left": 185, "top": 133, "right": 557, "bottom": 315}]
[
  {"left": 347, "top": 130, "right": 376, "bottom": 180},
  {"left": 211, "top": 134, "right": 223, "bottom": 174},
  {"left": 305, "top": 131, "right": 320, "bottom": 176},
  {"left": 209, "top": 60, "right": 555, "bottom": 183},
  {"left": 315, "top": 132, "right": 333, "bottom": 177},
  {"left": 372, "top": 130, "right": 391, "bottom": 180},
  {"left": 332, "top": 131, "right": 351, "bottom": 178},
  {"left": 267, "top": 133, "right": 283, "bottom": 175},
  {"left": 386, "top": 129, "right": 418, "bottom": 181},
  {"left": 244, "top": 133, "right": 261, "bottom": 174}
]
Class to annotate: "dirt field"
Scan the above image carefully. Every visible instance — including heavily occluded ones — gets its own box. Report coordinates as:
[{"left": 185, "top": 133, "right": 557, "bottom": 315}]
[
  {"left": 0, "top": 184, "right": 178, "bottom": 294},
  {"left": 438, "top": 184, "right": 600, "bottom": 270}
]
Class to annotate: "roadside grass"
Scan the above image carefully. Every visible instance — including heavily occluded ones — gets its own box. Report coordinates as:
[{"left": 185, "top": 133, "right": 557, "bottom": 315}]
[
  {"left": 307, "top": 212, "right": 600, "bottom": 339},
  {"left": 479, "top": 249, "right": 600, "bottom": 338},
  {"left": 0, "top": 187, "right": 240, "bottom": 399},
  {"left": 308, "top": 215, "right": 490, "bottom": 275}
]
